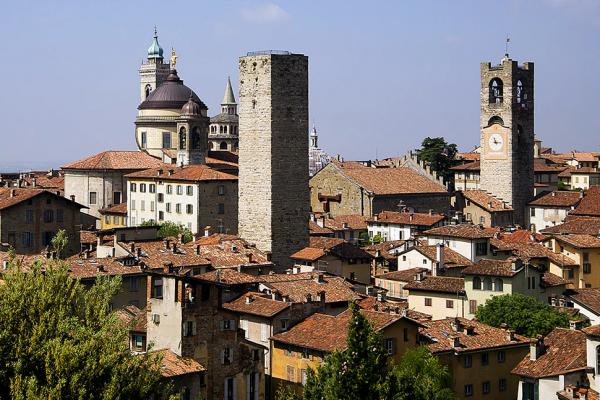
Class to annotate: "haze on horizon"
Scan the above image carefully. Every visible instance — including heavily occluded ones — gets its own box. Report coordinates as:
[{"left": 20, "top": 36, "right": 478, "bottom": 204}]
[{"left": 1, "top": 0, "right": 599, "bottom": 171}]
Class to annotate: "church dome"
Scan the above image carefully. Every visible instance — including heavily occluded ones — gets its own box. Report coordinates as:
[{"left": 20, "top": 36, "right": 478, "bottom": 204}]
[
  {"left": 181, "top": 94, "right": 202, "bottom": 115},
  {"left": 147, "top": 30, "right": 163, "bottom": 59},
  {"left": 138, "top": 70, "right": 208, "bottom": 110}
]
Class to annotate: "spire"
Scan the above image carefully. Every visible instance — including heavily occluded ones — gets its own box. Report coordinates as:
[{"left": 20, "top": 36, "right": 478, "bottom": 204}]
[
  {"left": 310, "top": 124, "right": 318, "bottom": 148},
  {"left": 147, "top": 27, "right": 163, "bottom": 59},
  {"left": 222, "top": 76, "right": 236, "bottom": 105}
]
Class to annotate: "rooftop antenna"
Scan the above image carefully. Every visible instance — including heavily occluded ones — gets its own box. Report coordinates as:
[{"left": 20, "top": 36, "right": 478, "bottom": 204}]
[{"left": 504, "top": 36, "right": 510, "bottom": 58}]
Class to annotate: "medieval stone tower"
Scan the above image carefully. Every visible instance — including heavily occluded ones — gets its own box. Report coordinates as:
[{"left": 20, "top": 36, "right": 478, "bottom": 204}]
[
  {"left": 139, "top": 29, "right": 170, "bottom": 102},
  {"left": 479, "top": 55, "right": 534, "bottom": 226},
  {"left": 238, "top": 51, "right": 310, "bottom": 267}
]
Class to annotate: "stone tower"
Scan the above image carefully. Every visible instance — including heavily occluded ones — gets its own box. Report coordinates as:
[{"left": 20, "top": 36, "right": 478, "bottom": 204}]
[
  {"left": 238, "top": 51, "right": 310, "bottom": 267},
  {"left": 479, "top": 55, "right": 534, "bottom": 226},
  {"left": 176, "top": 95, "right": 210, "bottom": 166},
  {"left": 139, "top": 28, "right": 170, "bottom": 102}
]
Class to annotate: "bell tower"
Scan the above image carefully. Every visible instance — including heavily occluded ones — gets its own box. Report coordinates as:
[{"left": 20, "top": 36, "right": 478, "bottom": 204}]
[
  {"left": 177, "top": 95, "right": 210, "bottom": 166},
  {"left": 479, "top": 55, "right": 534, "bottom": 226},
  {"left": 139, "top": 28, "right": 170, "bottom": 103}
]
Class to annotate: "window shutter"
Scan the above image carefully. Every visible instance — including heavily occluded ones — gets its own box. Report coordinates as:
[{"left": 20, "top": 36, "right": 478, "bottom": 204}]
[
  {"left": 183, "top": 322, "right": 189, "bottom": 337},
  {"left": 221, "top": 350, "right": 225, "bottom": 365},
  {"left": 192, "top": 321, "right": 197, "bottom": 336},
  {"left": 230, "top": 348, "right": 234, "bottom": 363},
  {"left": 224, "top": 379, "right": 228, "bottom": 398},
  {"left": 220, "top": 320, "right": 225, "bottom": 331}
]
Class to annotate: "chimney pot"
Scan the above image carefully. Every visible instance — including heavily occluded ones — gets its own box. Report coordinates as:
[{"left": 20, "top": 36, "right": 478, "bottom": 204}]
[
  {"left": 10, "top": 189, "right": 16, "bottom": 197},
  {"left": 136, "top": 247, "right": 142, "bottom": 257},
  {"left": 129, "top": 242, "right": 135, "bottom": 253},
  {"left": 204, "top": 226, "right": 211, "bottom": 237},
  {"left": 164, "top": 239, "right": 171, "bottom": 249},
  {"left": 266, "top": 251, "right": 272, "bottom": 262},
  {"left": 172, "top": 242, "right": 178, "bottom": 254},
  {"left": 70, "top": 195, "right": 75, "bottom": 202},
  {"left": 247, "top": 253, "right": 253, "bottom": 263},
  {"left": 245, "top": 295, "right": 253, "bottom": 304}
]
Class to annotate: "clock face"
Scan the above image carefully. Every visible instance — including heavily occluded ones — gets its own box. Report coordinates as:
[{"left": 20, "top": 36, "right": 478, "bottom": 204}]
[{"left": 488, "top": 133, "right": 504, "bottom": 152}]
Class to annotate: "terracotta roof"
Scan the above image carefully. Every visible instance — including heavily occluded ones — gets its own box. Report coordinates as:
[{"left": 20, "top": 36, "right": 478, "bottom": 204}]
[
  {"left": 557, "top": 151, "right": 600, "bottom": 162},
  {"left": 336, "top": 163, "right": 447, "bottom": 195},
  {"left": 62, "top": 151, "right": 164, "bottom": 170},
  {"left": 558, "top": 387, "right": 600, "bottom": 400},
  {"left": 291, "top": 237, "right": 372, "bottom": 261},
  {"left": 572, "top": 186, "right": 600, "bottom": 217},
  {"left": 190, "top": 235, "right": 272, "bottom": 269},
  {"left": 421, "top": 317, "right": 528, "bottom": 354},
  {"left": 404, "top": 276, "right": 465, "bottom": 294},
  {"left": 116, "top": 305, "right": 147, "bottom": 332},
  {"left": 455, "top": 153, "right": 480, "bottom": 162},
  {"left": 461, "top": 190, "right": 513, "bottom": 212},
  {"left": 541, "top": 216, "right": 600, "bottom": 235},
  {"left": 497, "top": 229, "right": 546, "bottom": 244},
  {"left": 121, "top": 240, "right": 210, "bottom": 270},
  {"left": 533, "top": 159, "right": 569, "bottom": 173},
  {"left": 512, "top": 328, "right": 587, "bottom": 378},
  {"left": 0, "top": 188, "right": 84, "bottom": 211},
  {"left": 559, "top": 166, "right": 599, "bottom": 177},
  {"left": 223, "top": 293, "right": 289, "bottom": 317},
  {"left": 583, "top": 325, "right": 600, "bottom": 338},
  {"left": 309, "top": 221, "right": 334, "bottom": 235},
  {"left": 290, "top": 247, "right": 326, "bottom": 261},
  {"left": 424, "top": 224, "right": 496, "bottom": 239},
  {"left": 193, "top": 269, "right": 261, "bottom": 285},
  {"left": 451, "top": 161, "right": 480, "bottom": 171},
  {"left": 462, "top": 258, "right": 521, "bottom": 277},
  {"left": 155, "top": 349, "right": 206, "bottom": 377},
  {"left": 271, "top": 309, "right": 409, "bottom": 353},
  {"left": 18, "top": 171, "right": 65, "bottom": 190},
  {"left": 362, "top": 240, "right": 407, "bottom": 260},
  {"left": 320, "top": 214, "right": 369, "bottom": 231},
  {"left": 555, "top": 234, "right": 600, "bottom": 249},
  {"left": 261, "top": 272, "right": 361, "bottom": 304},
  {"left": 368, "top": 211, "right": 446, "bottom": 227},
  {"left": 376, "top": 268, "right": 429, "bottom": 282},
  {"left": 99, "top": 202, "right": 127, "bottom": 215},
  {"left": 357, "top": 296, "right": 432, "bottom": 322},
  {"left": 567, "top": 288, "right": 600, "bottom": 315},
  {"left": 80, "top": 230, "right": 97, "bottom": 245},
  {"left": 508, "top": 242, "right": 579, "bottom": 268},
  {"left": 125, "top": 164, "right": 238, "bottom": 182},
  {"left": 412, "top": 245, "right": 473, "bottom": 268},
  {"left": 541, "top": 272, "right": 569, "bottom": 287}
]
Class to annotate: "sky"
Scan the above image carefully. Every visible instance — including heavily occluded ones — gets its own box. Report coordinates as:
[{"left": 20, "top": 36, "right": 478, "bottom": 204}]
[{"left": 0, "top": 0, "right": 599, "bottom": 170}]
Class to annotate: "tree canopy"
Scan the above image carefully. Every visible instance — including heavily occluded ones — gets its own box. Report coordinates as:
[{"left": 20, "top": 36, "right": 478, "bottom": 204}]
[
  {"left": 415, "top": 137, "right": 459, "bottom": 185},
  {"left": 0, "top": 255, "right": 169, "bottom": 399},
  {"left": 139, "top": 220, "right": 194, "bottom": 243},
  {"left": 475, "top": 293, "right": 571, "bottom": 337}
]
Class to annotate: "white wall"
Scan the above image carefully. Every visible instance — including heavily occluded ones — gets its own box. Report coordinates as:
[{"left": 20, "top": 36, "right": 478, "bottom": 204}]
[
  {"left": 397, "top": 248, "right": 434, "bottom": 271},
  {"left": 146, "top": 277, "right": 183, "bottom": 355},
  {"left": 407, "top": 291, "right": 466, "bottom": 320},
  {"left": 426, "top": 235, "right": 489, "bottom": 262},
  {"left": 368, "top": 223, "right": 412, "bottom": 241},
  {"left": 528, "top": 206, "right": 570, "bottom": 232}
]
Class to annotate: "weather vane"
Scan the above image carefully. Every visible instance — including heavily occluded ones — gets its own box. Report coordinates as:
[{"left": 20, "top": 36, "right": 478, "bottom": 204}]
[{"left": 171, "top": 48, "right": 177, "bottom": 69}]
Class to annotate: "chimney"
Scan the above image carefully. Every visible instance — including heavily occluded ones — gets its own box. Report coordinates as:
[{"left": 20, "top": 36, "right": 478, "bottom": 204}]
[
  {"left": 414, "top": 271, "right": 423, "bottom": 282},
  {"left": 448, "top": 335, "right": 460, "bottom": 348},
  {"left": 570, "top": 320, "right": 583, "bottom": 330},
  {"left": 172, "top": 242, "right": 178, "bottom": 254},
  {"left": 580, "top": 191, "right": 585, "bottom": 199},
  {"left": 247, "top": 253, "right": 253, "bottom": 264},
  {"left": 550, "top": 297, "right": 557, "bottom": 306},
  {"left": 266, "top": 252, "right": 272, "bottom": 262},
  {"left": 136, "top": 247, "right": 142, "bottom": 258},
  {"left": 579, "top": 389, "right": 589, "bottom": 400},
  {"left": 429, "top": 209, "right": 433, "bottom": 215},
  {"left": 96, "top": 265, "right": 105, "bottom": 273},
  {"left": 436, "top": 243, "right": 445, "bottom": 270},
  {"left": 271, "top": 289, "right": 280, "bottom": 301},
  {"left": 32, "top": 177, "right": 37, "bottom": 187},
  {"left": 451, "top": 317, "right": 461, "bottom": 332},
  {"left": 342, "top": 222, "right": 349, "bottom": 230},
  {"left": 245, "top": 295, "right": 253, "bottom": 304},
  {"left": 317, "top": 216, "right": 325, "bottom": 228},
  {"left": 488, "top": 201, "right": 493, "bottom": 209},
  {"left": 551, "top": 191, "right": 556, "bottom": 197},
  {"left": 409, "top": 214, "right": 414, "bottom": 221},
  {"left": 375, "top": 250, "right": 381, "bottom": 258},
  {"left": 129, "top": 242, "right": 135, "bottom": 253},
  {"left": 304, "top": 293, "right": 312, "bottom": 303},
  {"left": 374, "top": 214, "right": 378, "bottom": 221},
  {"left": 164, "top": 239, "right": 171, "bottom": 250},
  {"left": 10, "top": 189, "right": 16, "bottom": 197},
  {"left": 168, "top": 169, "right": 174, "bottom": 176},
  {"left": 377, "top": 291, "right": 386, "bottom": 302},
  {"left": 318, "top": 290, "right": 325, "bottom": 305},
  {"left": 195, "top": 244, "right": 201, "bottom": 256},
  {"left": 179, "top": 233, "right": 185, "bottom": 244},
  {"left": 70, "top": 195, "right": 75, "bottom": 202},
  {"left": 204, "top": 226, "right": 211, "bottom": 237},
  {"left": 315, "top": 273, "right": 324, "bottom": 283},
  {"left": 157, "top": 169, "right": 163, "bottom": 176}
]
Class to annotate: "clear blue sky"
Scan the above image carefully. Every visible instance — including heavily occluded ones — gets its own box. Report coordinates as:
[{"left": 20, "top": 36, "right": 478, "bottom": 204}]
[{"left": 1, "top": 0, "right": 599, "bottom": 170}]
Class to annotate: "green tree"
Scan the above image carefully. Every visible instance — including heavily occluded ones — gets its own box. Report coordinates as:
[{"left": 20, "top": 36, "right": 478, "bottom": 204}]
[
  {"left": 0, "top": 258, "right": 169, "bottom": 399},
  {"left": 415, "top": 137, "right": 459, "bottom": 185},
  {"left": 156, "top": 221, "right": 194, "bottom": 243},
  {"left": 475, "top": 293, "right": 570, "bottom": 337},
  {"left": 50, "top": 229, "right": 68, "bottom": 259},
  {"left": 391, "top": 347, "right": 455, "bottom": 400},
  {"left": 372, "top": 234, "right": 382, "bottom": 244},
  {"left": 303, "top": 301, "right": 392, "bottom": 400},
  {"left": 275, "top": 384, "right": 302, "bottom": 400}
]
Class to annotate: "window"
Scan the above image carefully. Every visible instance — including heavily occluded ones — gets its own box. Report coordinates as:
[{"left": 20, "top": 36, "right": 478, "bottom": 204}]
[
  {"left": 140, "top": 183, "right": 146, "bottom": 193},
  {"left": 166, "top": 185, "right": 172, "bottom": 194},
  {"left": 186, "top": 185, "right": 193, "bottom": 196},
  {"left": 130, "top": 182, "right": 136, "bottom": 192},
  {"left": 469, "top": 300, "right": 478, "bottom": 314},
  {"left": 218, "top": 185, "right": 226, "bottom": 195},
  {"left": 482, "top": 277, "right": 492, "bottom": 291},
  {"left": 158, "top": 211, "right": 164, "bottom": 221},
  {"left": 112, "top": 215, "right": 118, "bottom": 225},
  {"left": 113, "top": 191, "right": 121, "bottom": 204},
  {"left": 281, "top": 319, "right": 289, "bottom": 330},
  {"left": 25, "top": 209, "right": 33, "bottom": 223},
  {"left": 132, "top": 334, "right": 145, "bottom": 351},
  {"left": 186, "top": 204, "right": 193, "bottom": 214},
  {"left": 162, "top": 132, "right": 171, "bottom": 149},
  {"left": 422, "top": 259, "right": 427, "bottom": 265},
  {"left": 151, "top": 277, "right": 163, "bottom": 298},
  {"left": 479, "top": 216, "right": 485, "bottom": 225},
  {"left": 300, "top": 369, "right": 307, "bottom": 386},
  {"left": 131, "top": 200, "right": 136, "bottom": 210},
  {"left": 482, "top": 381, "right": 490, "bottom": 394},
  {"left": 568, "top": 269, "right": 574, "bottom": 279},
  {"left": 464, "top": 384, "right": 473, "bottom": 397},
  {"left": 476, "top": 242, "right": 488, "bottom": 256},
  {"left": 218, "top": 203, "right": 225, "bottom": 214},
  {"left": 141, "top": 132, "right": 147, "bottom": 148},
  {"left": 527, "top": 276, "right": 536, "bottom": 289},
  {"left": 179, "top": 127, "right": 187, "bottom": 150},
  {"left": 286, "top": 365, "right": 295, "bottom": 383},
  {"left": 497, "top": 350, "right": 505, "bottom": 363},
  {"left": 499, "top": 378, "right": 507, "bottom": 392},
  {"left": 403, "top": 327, "right": 409, "bottom": 342},
  {"left": 464, "top": 355, "right": 472, "bottom": 368},
  {"left": 129, "top": 277, "right": 138, "bottom": 292},
  {"left": 224, "top": 377, "right": 235, "bottom": 400},
  {"left": 472, "top": 276, "right": 481, "bottom": 290},
  {"left": 494, "top": 278, "right": 503, "bottom": 292},
  {"left": 489, "top": 78, "right": 503, "bottom": 103},
  {"left": 105, "top": 215, "right": 110, "bottom": 224},
  {"left": 166, "top": 203, "right": 171, "bottom": 213},
  {"left": 384, "top": 338, "right": 395, "bottom": 355},
  {"left": 22, "top": 232, "right": 33, "bottom": 247},
  {"left": 175, "top": 185, "right": 182, "bottom": 195},
  {"left": 530, "top": 207, "right": 536, "bottom": 217},
  {"left": 424, "top": 298, "right": 432, "bottom": 307},
  {"left": 261, "top": 324, "right": 268, "bottom": 342},
  {"left": 150, "top": 201, "right": 155, "bottom": 212},
  {"left": 157, "top": 193, "right": 164, "bottom": 203},
  {"left": 140, "top": 200, "right": 145, "bottom": 211},
  {"left": 301, "top": 348, "right": 309, "bottom": 359},
  {"left": 584, "top": 252, "right": 591, "bottom": 273},
  {"left": 446, "top": 300, "right": 454, "bottom": 309},
  {"left": 89, "top": 192, "right": 97, "bottom": 205},
  {"left": 149, "top": 184, "right": 156, "bottom": 193},
  {"left": 183, "top": 321, "right": 197, "bottom": 336},
  {"left": 175, "top": 203, "right": 181, "bottom": 214},
  {"left": 222, "top": 347, "right": 232, "bottom": 365},
  {"left": 481, "top": 352, "right": 489, "bottom": 366},
  {"left": 402, "top": 255, "right": 407, "bottom": 261},
  {"left": 43, "top": 210, "right": 54, "bottom": 223}
]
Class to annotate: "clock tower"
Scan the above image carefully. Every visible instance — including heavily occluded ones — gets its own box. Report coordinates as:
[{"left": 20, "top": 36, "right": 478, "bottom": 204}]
[{"left": 479, "top": 55, "right": 534, "bottom": 226}]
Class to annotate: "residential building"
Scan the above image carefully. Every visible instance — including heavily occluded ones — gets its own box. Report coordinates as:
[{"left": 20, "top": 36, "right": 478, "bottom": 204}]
[
  {"left": 512, "top": 328, "right": 588, "bottom": 400},
  {"left": 527, "top": 191, "right": 582, "bottom": 232},
  {"left": 309, "top": 161, "right": 451, "bottom": 218},
  {"left": 423, "top": 224, "right": 496, "bottom": 262},
  {"left": 367, "top": 210, "right": 445, "bottom": 242},
  {"left": 544, "top": 234, "right": 600, "bottom": 288},
  {"left": 454, "top": 190, "right": 513, "bottom": 227},
  {"left": 99, "top": 202, "right": 127, "bottom": 229},
  {"left": 542, "top": 215, "right": 600, "bottom": 236},
  {"left": 571, "top": 185, "right": 600, "bottom": 218},
  {"left": 421, "top": 317, "right": 530, "bottom": 400},
  {"left": 126, "top": 163, "right": 238, "bottom": 235},
  {"left": 396, "top": 243, "right": 473, "bottom": 277},
  {"left": 290, "top": 237, "right": 373, "bottom": 284},
  {"left": 270, "top": 308, "right": 423, "bottom": 394},
  {"left": 404, "top": 274, "right": 467, "bottom": 320},
  {"left": 208, "top": 77, "right": 239, "bottom": 152},
  {"left": 452, "top": 161, "right": 481, "bottom": 191},
  {"left": 0, "top": 188, "right": 85, "bottom": 256},
  {"left": 563, "top": 288, "right": 600, "bottom": 326},
  {"left": 375, "top": 268, "right": 429, "bottom": 300},
  {"left": 62, "top": 150, "right": 164, "bottom": 224},
  {"left": 363, "top": 239, "right": 411, "bottom": 274},
  {"left": 558, "top": 167, "right": 600, "bottom": 190},
  {"left": 310, "top": 214, "right": 369, "bottom": 244}
]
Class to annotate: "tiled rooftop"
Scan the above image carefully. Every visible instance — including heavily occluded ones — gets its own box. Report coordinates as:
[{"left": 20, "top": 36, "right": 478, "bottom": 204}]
[
  {"left": 555, "top": 234, "right": 600, "bottom": 249},
  {"left": 368, "top": 210, "right": 445, "bottom": 227},
  {"left": 572, "top": 186, "right": 600, "bottom": 217},
  {"left": 62, "top": 151, "right": 164, "bottom": 170},
  {"left": 412, "top": 245, "right": 473, "bottom": 268},
  {"left": 528, "top": 191, "right": 582, "bottom": 207},
  {"left": 223, "top": 293, "right": 290, "bottom": 318},
  {"left": 125, "top": 163, "right": 238, "bottom": 182},
  {"left": 291, "top": 237, "right": 372, "bottom": 261},
  {"left": 154, "top": 349, "right": 206, "bottom": 377},
  {"left": 403, "top": 276, "right": 465, "bottom": 294},
  {"left": 462, "top": 258, "right": 521, "bottom": 277},
  {"left": 461, "top": 190, "right": 513, "bottom": 212},
  {"left": 541, "top": 216, "right": 600, "bottom": 235},
  {"left": 261, "top": 272, "right": 361, "bottom": 304},
  {"left": 424, "top": 224, "right": 496, "bottom": 239}
]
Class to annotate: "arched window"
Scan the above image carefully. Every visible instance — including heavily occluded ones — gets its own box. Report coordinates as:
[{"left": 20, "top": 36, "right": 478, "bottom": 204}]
[
  {"left": 494, "top": 278, "right": 503, "bottom": 292},
  {"left": 483, "top": 277, "right": 493, "bottom": 291},
  {"left": 489, "top": 78, "right": 503, "bottom": 104},
  {"left": 145, "top": 84, "right": 152, "bottom": 99},
  {"left": 473, "top": 276, "right": 481, "bottom": 290},
  {"left": 220, "top": 141, "right": 228, "bottom": 150},
  {"left": 516, "top": 80, "right": 523, "bottom": 103},
  {"left": 191, "top": 127, "right": 201, "bottom": 150},
  {"left": 487, "top": 116, "right": 504, "bottom": 126},
  {"left": 178, "top": 127, "right": 187, "bottom": 150}
]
